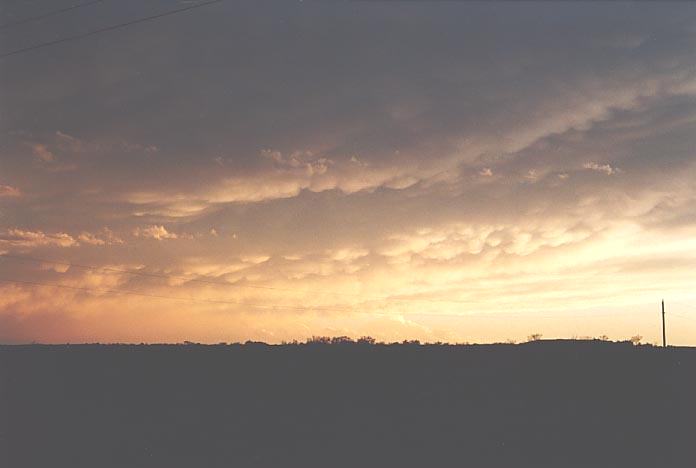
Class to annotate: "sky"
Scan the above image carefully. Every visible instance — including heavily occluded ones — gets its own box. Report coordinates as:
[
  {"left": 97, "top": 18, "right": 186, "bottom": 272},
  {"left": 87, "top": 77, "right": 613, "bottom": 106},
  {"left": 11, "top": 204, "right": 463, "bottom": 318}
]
[{"left": 1, "top": 1, "right": 696, "bottom": 345}]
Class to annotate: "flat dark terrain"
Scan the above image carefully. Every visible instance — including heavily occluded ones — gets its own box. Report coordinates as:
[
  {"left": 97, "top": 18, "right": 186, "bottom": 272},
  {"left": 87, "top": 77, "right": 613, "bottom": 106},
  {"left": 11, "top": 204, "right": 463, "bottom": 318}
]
[{"left": 1, "top": 340, "right": 694, "bottom": 467}]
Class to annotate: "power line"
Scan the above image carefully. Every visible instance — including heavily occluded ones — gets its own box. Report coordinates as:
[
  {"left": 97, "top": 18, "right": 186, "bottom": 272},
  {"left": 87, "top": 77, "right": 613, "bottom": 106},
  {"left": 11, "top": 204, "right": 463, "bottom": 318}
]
[
  {"left": 0, "top": 253, "right": 478, "bottom": 306},
  {"left": 0, "top": 0, "right": 108, "bottom": 30},
  {"left": 0, "top": 0, "right": 224, "bottom": 59}
]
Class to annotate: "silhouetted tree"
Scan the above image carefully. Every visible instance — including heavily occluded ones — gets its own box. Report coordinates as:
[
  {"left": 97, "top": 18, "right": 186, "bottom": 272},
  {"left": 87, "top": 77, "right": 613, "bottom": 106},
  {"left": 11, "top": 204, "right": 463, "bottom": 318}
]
[
  {"left": 629, "top": 335, "right": 642, "bottom": 345},
  {"left": 330, "top": 336, "right": 354, "bottom": 345},
  {"left": 307, "top": 336, "right": 332, "bottom": 344}
]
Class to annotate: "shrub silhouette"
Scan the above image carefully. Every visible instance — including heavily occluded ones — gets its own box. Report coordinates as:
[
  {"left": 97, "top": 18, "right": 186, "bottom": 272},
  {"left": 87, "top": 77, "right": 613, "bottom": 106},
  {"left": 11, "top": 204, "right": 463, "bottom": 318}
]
[{"left": 330, "top": 336, "right": 354, "bottom": 345}]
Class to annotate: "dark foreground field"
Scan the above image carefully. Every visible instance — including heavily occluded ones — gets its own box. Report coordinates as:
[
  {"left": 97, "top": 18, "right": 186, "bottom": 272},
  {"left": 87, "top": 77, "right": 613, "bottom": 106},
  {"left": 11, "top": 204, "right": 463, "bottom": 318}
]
[{"left": 1, "top": 340, "right": 695, "bottom": 467}]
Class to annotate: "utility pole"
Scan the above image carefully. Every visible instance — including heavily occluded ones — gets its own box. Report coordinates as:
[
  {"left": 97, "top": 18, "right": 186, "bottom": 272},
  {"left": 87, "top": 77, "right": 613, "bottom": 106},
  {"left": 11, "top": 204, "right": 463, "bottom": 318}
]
[{"left": 662, "top": 300, "right": 666, "bottom": 348}]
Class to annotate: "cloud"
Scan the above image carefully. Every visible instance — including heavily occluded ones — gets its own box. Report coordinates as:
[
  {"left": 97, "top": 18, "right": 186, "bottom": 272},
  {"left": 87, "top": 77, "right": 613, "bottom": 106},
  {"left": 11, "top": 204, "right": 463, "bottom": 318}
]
[
  {"left": 217, "top": 149, "right": 421, "bottom": 201},
  {"left": 77, "top": 228, "right": 123, "bottom": 246},
  {"left": 0, "top": 227, "right": 123, "bottom": 250},
  {"left": 123, "top": 149, "right": 427, "bottom": 217},
  {"left": 31, "top": 143, "right": 55, "bottom": 162},
  {"left": 378, "top": 221, "right": 597, "bottom": 263},
  {"left": 329, "top": 247, "right": 370, "bottom": 262},
  {"left": 54, "top": 131, "right": 84, "bottom": 152},
  {"left": 0, "top": 184, "right": 21, "bottom": 197},
  {"left": 583, "top": 162, "right": 618, "bottom": 175},
  {"left": 0, "top": 229, "right": 78, "bottom": 248},
  {"left": 133, "top": 225, "right": 178, "bottom": 240},
  {"left": 28, "top": 140, "right": 78, "bottom": 172},
  {"left": 116, "top": 65, "right": 696, "bottom": 218},
  {"left": 77, "top": 233, "right": 105, "bottom": 245}
]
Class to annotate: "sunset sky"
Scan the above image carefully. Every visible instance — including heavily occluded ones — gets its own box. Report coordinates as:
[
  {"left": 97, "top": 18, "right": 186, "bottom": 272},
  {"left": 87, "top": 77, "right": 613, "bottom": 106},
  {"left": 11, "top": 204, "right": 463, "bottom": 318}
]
[{"left": 2, "top": 1, "right": 696, "bottom": 345}]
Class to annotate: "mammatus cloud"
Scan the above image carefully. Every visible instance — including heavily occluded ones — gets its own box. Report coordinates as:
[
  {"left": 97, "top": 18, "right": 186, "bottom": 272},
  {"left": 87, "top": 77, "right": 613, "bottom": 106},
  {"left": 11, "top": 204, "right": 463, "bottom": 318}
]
[
  {"left": 117, "top": 71, "right": 696, "bottom": 219},
  {"left": 124, "top": 149, "right": 425, "bottom": 218}
]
